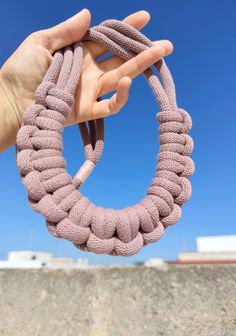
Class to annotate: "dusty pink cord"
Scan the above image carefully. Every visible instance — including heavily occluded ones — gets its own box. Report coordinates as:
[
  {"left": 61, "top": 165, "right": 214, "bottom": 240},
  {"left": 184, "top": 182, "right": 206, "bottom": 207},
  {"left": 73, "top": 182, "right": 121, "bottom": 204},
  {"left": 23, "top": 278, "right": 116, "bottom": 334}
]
[{"left": 16, "top": 20, "right": 194, "bottom": 256}]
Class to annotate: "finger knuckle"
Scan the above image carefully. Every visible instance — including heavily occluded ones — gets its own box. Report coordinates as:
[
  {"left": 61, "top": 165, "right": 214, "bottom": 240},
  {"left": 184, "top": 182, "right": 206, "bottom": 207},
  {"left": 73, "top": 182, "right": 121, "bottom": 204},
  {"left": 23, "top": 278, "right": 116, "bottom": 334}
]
[{"left": 27, "top": 30, "right": 48, "bottom": 46}]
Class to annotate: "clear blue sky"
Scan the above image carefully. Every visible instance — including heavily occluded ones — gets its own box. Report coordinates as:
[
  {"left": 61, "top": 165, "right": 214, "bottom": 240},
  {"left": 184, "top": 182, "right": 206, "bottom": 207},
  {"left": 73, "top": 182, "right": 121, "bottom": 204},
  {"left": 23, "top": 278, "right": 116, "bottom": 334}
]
[{"left": 0, "top": 0, "right": 235, "bottom": 264}]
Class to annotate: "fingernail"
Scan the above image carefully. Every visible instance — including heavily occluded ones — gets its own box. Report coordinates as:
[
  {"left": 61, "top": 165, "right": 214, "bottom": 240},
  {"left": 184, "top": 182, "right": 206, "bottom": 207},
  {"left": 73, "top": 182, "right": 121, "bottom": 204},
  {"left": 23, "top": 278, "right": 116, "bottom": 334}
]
[
  {"left": 160, "top": 40, "right": 174, "bottom": 54},
  {"left": 67, "top": 8, "right": 88, "bottom": 21},
  {"left": 140, "top": 10, "right": 151, "bottom": 21},
  {"left": 81, "top": 8, "right": 91, "bottom": 16},
  {"left": 154, "top": 45, "right": 165, "bottom": 54}
]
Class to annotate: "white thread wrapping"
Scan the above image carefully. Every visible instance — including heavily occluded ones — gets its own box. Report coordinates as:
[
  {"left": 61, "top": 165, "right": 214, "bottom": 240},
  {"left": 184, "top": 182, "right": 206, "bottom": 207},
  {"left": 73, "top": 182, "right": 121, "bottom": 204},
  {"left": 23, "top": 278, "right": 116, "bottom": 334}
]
[{"left": 74, "top": 160, "right": 96, "bottom": 183}]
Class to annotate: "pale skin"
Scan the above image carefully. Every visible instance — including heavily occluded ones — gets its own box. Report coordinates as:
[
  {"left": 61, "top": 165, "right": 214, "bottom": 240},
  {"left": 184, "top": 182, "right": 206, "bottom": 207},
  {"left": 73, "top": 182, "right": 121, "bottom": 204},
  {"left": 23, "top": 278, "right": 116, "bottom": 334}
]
[{"left": 0, "top": 9, "right": 173, "bottom": 153}]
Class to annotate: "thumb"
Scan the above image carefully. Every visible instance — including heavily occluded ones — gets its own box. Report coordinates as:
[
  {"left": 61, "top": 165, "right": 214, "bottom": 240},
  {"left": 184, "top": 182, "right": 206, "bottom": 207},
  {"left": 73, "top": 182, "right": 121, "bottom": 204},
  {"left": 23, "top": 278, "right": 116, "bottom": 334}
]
[{"left": 40, "top": 9, "right": 91, "bottom": 53}]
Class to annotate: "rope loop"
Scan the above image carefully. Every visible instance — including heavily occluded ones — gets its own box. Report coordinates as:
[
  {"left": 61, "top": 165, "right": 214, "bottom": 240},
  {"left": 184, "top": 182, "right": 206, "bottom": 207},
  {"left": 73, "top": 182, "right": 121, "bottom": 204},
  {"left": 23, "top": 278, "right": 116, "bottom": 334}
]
[{"left": 16, "top": 20, "right": 194, "bottom": 256}]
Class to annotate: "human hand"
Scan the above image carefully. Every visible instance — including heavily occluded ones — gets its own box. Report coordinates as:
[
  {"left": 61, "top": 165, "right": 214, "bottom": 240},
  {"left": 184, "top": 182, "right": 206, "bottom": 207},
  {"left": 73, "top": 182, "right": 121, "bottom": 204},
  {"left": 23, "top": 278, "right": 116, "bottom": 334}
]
[{"left": 0, "top": 9, "right": 173, "bottom": 152}]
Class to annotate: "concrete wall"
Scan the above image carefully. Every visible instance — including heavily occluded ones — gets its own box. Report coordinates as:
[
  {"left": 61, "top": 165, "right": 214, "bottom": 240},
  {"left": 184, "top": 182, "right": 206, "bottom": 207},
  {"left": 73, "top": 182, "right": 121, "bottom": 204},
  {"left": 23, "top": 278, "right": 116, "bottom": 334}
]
[{"left": 0, "top": 265, "right": 235, "bottom": 336}]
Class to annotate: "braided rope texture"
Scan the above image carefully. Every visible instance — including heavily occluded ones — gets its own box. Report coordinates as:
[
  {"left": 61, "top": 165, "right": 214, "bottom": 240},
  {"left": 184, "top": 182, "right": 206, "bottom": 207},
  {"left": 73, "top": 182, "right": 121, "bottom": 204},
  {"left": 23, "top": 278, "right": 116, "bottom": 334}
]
[{"left": 16, "top": 20, "right": 194, "bottom": 256}]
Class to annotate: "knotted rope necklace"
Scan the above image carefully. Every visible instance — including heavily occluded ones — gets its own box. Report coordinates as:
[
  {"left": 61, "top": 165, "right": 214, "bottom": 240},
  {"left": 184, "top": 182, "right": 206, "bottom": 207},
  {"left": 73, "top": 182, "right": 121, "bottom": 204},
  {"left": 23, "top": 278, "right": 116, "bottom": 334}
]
[{"left": 16, "top": 20, "right": 194, "bottom": 256}]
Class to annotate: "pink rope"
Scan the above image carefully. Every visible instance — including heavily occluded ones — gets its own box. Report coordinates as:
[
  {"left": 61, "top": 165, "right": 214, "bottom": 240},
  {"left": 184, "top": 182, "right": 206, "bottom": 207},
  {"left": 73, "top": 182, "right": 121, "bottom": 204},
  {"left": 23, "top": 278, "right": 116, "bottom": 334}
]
[{"left": 16, "top": 20, "right": 194, "bottom": 256}]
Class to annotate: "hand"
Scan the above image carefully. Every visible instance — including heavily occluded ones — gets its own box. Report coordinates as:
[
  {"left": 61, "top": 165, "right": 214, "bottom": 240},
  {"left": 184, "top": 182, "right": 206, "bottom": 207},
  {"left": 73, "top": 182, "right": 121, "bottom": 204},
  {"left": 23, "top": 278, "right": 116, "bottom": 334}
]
[{"left": 0, "top": 9, "right": 173, "bottom": 152}]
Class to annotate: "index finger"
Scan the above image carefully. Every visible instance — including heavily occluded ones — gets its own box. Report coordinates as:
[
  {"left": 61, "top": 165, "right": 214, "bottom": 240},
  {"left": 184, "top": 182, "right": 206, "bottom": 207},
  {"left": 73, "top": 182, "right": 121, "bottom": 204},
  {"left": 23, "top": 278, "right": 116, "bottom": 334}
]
[{"left": 98, "top": 41, "right": 173, "bottom": 97}]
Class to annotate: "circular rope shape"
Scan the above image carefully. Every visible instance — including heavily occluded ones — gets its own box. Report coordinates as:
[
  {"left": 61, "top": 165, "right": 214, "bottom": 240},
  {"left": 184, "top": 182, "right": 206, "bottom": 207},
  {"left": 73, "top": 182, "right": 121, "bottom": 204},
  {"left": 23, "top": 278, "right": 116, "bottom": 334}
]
[{"left": 16, "top": 20, "right": 194, "bottom": 256}]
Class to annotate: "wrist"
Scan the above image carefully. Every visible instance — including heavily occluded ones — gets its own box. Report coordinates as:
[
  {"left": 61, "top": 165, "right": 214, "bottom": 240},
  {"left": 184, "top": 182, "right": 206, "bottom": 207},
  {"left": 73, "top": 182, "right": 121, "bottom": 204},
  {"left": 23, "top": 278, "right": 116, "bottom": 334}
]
[{"left": 0, "top": 67, "right": 22, "bottom": 152}]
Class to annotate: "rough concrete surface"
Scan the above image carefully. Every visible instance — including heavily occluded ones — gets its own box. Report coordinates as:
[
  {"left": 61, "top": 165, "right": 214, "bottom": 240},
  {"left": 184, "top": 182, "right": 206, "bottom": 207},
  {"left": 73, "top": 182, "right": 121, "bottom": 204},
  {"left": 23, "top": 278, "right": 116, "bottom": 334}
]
[{"left": 0, "top": 265, "right": 235, "bottom": 336}]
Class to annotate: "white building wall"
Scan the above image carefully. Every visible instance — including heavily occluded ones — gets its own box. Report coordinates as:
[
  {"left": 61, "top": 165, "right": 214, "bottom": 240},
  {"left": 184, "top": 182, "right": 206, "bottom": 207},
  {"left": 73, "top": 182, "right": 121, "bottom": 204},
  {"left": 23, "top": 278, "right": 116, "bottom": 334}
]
[
  {"left": 0, "top": 260, "right": 43, "bottom": 269},
  {"left": 197, "top": 235, "right": 236, "bottom": 252},
  {"left": 0, "top": 251, "right": 90, "bottom": 269},
  {"left": 8, "top": 251, "right": 52, "bottom": 262}
]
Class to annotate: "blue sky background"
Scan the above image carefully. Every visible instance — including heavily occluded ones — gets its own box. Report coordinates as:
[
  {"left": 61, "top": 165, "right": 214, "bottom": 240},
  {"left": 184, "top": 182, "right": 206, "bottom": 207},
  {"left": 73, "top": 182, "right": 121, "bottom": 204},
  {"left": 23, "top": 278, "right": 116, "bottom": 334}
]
[{"left": 0, "top": 0, "right": 235, "bottom": 264}]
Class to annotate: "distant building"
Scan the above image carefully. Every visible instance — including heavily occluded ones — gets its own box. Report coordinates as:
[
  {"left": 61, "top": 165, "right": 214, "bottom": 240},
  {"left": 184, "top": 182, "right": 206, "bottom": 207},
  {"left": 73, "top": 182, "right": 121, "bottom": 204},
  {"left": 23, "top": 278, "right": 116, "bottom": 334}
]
[
  {"left": 144, "top": 235, "right": 236, "bottom": 266},
  {"left": 0, "top": 251, "right": 90, "bottom": 269},
  {"left": 173, "top": 235, "right": 236, "bottom": 265},
  {"left": 1, "top": 235, "right": 236, "bottom": 268},
  {"left": 197, "top": 235, "right": 236, "bottom": 253},
  {"left": 145, "top": 258, "right": 164, "bottom": 267}
]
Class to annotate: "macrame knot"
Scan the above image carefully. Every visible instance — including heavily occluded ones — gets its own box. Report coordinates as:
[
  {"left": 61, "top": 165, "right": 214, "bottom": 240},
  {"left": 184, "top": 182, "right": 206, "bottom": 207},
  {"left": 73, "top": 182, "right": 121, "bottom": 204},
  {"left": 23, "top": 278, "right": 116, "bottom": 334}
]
[
  {"left": 179, "top": 109, "right": 192, "bottom": 133},
  {"left": 35, "top": 81, "right": 74, "bottom": 119},
  {"left": 16, "top": 19, "right": 194, "bottom": 257},
  {"left": 35, "top": 81, "right": 56, "bottom": 106}
]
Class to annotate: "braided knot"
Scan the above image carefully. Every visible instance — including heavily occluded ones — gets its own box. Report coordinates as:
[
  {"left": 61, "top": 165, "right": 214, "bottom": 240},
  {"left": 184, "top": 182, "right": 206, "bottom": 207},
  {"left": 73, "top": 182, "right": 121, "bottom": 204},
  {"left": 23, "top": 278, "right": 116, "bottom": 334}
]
[
  {"left": 36, "top": 81, "right": 74, "bottom": 107},
  {"left": 16, "top": 19, "right": 194, "bottom": 256}
]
